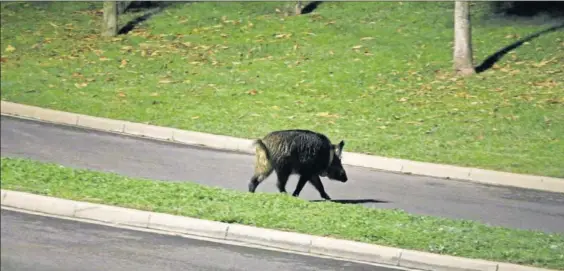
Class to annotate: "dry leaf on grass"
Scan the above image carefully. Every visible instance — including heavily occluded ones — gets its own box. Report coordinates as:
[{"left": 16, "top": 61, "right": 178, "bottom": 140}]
[
  {"left": 5, "top": 45, "right": 16, "bottom": 52},
  {"left": 74, "top": 83, "right": 88, "bottom": 89},
  {"left": 317, "top": 112, "right": 340, "bottom": 118}
]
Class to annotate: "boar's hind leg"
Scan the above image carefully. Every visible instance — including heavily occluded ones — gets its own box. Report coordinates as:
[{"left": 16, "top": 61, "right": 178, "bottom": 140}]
[
  {"left": 249, "top": 148, "right": 274, "bottom": 193},
  {"left": 248, "top": 169, "right": 273, "bottom": 193},
  {"left": 248, "top": 157, "right": 273, "bottom": 193},
  {"left": 309, "top": 175, "right": 331, "bottom": 200}
]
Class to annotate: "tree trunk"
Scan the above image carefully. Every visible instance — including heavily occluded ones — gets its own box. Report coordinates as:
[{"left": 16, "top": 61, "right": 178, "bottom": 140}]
[
  {"left": 295, "top": 1, "right": 303, "bottom": 15},
  {"left": 102, "top": 1, "right": 118, "bottom": 37},
  {"left": 117, "top": 1, "right": 133, "bottom": 15},
  {"left": 453, "top": 1, "right": 474, "bottom": 76}
]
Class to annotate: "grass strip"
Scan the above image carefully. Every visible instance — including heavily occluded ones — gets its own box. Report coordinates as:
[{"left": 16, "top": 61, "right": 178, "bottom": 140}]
[
  {"left": 1, "top": 157, "right": 563, "bottom": 269},
  {"left": 1, "top": 2, "right": 563, "bottom": 177}
]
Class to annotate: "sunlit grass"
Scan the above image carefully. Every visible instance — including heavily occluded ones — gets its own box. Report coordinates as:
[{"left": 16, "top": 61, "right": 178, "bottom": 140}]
[
  {"left": 2, "top": 157, "right": 564, "bottom": 269},
  {"left": 1, "top": 2, "right": 563, "bottom": 177}
]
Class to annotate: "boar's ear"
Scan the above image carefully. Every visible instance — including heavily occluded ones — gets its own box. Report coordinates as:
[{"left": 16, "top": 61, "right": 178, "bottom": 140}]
[{"left": 334, "top": 140, "right": 345, "bottom": 158}]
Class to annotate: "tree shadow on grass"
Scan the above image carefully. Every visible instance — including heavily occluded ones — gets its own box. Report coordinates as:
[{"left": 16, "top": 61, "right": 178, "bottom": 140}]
[
  {"left": 301, "top": 1, "right": 324, "bottom": 15},
  {"left": 474, "top": 22, "right": 564, "bottom": 73},
  {"left": 310, "top": 198, "right": 389, "bottom": 205},
  {"left": 491, "top": 1, "right": 564, "bottom": 18},
  {"left": 118, "top": 2, "right": 176, "bottom": 35}
]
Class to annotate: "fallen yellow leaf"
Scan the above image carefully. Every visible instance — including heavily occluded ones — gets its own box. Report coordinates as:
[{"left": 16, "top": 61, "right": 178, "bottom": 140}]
[
  {"left": 74, "top": 82, "right": 88, "bottom": 89},
  {"left": 533, "top": 57, "right": 556, "bottom": 68},
  {"left": 5, "top": 45, "right": 16, "bottom": 52},
  {"left": 316, "top": 112, "right": 340, "bottom": 118},
  {"left": 275, "top": 33, "right": 291, "bottom": 39}
]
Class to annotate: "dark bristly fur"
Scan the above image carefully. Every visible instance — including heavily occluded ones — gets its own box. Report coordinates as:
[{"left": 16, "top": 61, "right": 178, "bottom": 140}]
[{"left": 248, "top": 129, "right": 348, "bottom": 200}]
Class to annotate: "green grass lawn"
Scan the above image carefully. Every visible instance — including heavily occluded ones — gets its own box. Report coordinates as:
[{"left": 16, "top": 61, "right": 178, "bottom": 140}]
[
  {"left": 1, "top": 2, "right": 563, "bottom": 177},
  {"left": 2, "top": 157, "right": 563, "bottom": 270}
]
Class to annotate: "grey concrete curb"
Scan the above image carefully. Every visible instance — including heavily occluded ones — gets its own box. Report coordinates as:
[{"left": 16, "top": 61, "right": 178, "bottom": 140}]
[
  {"left": 0, "top": 189, "right": 557, "bottom": 271},
  {"left": 1, "top": 101, "right": 563, "bottom": 194}
]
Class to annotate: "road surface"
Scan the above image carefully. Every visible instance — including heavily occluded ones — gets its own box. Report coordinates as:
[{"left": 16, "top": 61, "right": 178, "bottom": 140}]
[
  {"left": 1, "top": 115, "right": 563, "bottom": 233},
  {"left": 1, "top": 209, "right": 402, "bottom": 271}
]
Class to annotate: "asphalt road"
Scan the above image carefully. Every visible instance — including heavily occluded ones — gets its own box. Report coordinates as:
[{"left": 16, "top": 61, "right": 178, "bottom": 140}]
[
  {"left": 1, "top": 115, "right": 564, "bottom": 233},
  {"left": 1, "top": 209, "right": 401, "bottom": 271}
]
